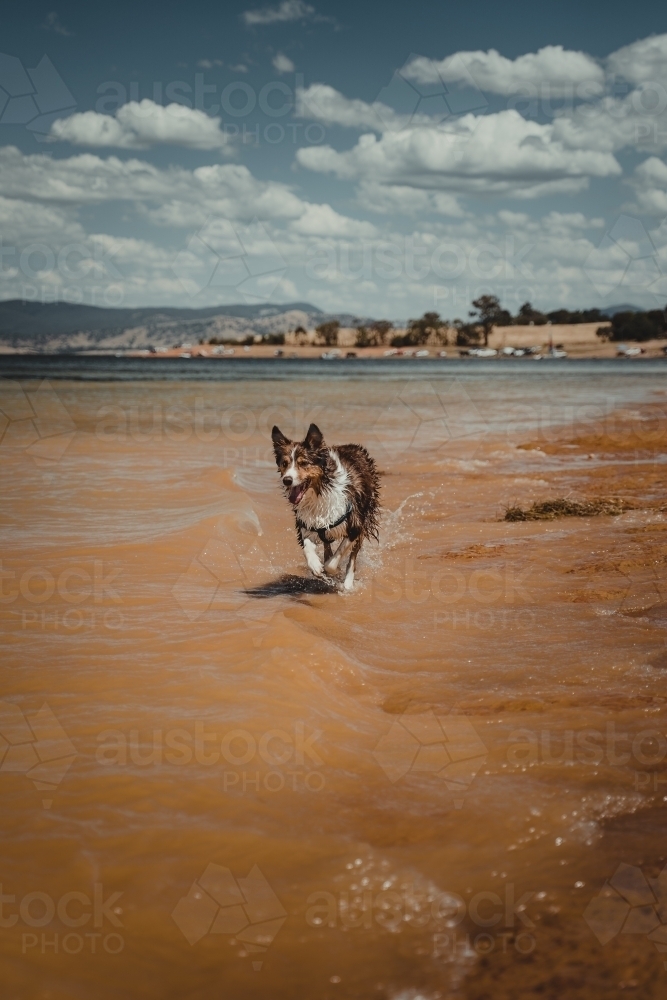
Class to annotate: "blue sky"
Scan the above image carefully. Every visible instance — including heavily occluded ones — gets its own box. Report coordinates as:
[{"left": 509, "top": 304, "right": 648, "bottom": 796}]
[{"left": 1, "top": 0, "right": 667, "bottom": 318}]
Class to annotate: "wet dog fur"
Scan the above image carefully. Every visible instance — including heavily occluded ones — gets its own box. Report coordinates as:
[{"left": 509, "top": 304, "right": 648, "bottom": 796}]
[{"left": 271, "top": 423, "right": 380, "bottom": 591}]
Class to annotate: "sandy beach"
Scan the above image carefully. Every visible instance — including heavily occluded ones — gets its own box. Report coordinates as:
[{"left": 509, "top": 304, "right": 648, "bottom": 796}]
[{"left": 2, "top": 367, "right": 667, "bottom": 998}]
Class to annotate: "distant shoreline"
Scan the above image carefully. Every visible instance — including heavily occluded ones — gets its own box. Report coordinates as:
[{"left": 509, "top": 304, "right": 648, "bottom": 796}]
[
  {"left": 2, "top": 319, "right": 666, "bottom": 361},
  {"left": 2, "top": 345, "right": 667, "bottom": 360},
  {"left": 3, "top": 354, "right": 667, "bottom": 384}
]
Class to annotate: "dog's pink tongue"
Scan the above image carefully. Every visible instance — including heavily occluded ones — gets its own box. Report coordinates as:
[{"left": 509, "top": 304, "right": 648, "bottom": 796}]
[{"left": 289, "top": 483, "right": 305, "bottom": 505}]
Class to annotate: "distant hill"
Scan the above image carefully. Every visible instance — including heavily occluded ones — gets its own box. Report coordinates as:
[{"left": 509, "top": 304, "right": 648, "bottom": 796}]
[
  {"left": 0, "top": 300, "right": 378, "bottom": 351},
  {"left": 0, "top": 300, "right": 382, "bottom": 351},
  {"left": 0, "top": 300, "right": 323, "bottom": 348},
  {"left": 598, "top": 304, "right": 644, "bottom": 317},
  {"left": 0, "top": 300, "right": 324, "bottom": 336}
]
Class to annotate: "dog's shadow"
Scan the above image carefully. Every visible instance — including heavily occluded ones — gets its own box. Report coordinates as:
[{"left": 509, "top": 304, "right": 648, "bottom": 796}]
[{"left": 243, "top": 573, "right": 338, "bottom": 600}]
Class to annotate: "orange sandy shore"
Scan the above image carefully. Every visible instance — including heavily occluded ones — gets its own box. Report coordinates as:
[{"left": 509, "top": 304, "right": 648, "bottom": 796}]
[{"left": 3, "top": 377, "right": 667, "bottom": 999}]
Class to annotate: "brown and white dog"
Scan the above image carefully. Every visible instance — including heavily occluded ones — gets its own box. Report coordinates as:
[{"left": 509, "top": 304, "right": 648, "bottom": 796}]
[{"left": 271, "top": 423, "right": 380, "bottom": 591}]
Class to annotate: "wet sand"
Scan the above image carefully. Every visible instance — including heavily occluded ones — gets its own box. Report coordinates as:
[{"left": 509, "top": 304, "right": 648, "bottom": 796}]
[{"left": 2, "top": 369, "right": 667, "bottom": 999}]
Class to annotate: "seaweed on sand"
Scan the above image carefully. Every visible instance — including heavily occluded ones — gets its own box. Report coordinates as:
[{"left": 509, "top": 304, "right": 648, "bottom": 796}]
[{"left": 503, "top": 497, "right": 635, "bottom": 521}]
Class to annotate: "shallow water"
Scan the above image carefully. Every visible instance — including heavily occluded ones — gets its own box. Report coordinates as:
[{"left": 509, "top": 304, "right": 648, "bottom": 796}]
[{"left": 2, "top": 369, "right": 667, "bottom": 999}]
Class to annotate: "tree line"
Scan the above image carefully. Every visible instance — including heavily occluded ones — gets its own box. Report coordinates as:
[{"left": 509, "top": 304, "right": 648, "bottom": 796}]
[
  {"left": 334, "top": 297, "right": 666, "bottom": 348},
  {"left": 204, "top": 297, "right": 667, "bottom": 349},
  {"left": 598, "top": 309, "right": 667, "bottom": 343}
]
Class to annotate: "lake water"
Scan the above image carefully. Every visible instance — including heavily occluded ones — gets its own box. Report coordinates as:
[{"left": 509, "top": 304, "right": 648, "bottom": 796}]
[{"left": 2, "top": 362, "right": 667, "bottom": 999}]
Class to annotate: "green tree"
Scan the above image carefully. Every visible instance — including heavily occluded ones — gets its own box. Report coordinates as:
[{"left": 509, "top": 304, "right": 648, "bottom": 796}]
[
  {"left": 355, "top": 320, "right": 394, "bottom": 347},
  {"left": 391, "top": 312, "right": 448, "bottom": 347},
  {"left": 607, "top": 309, "right": 667, "bottom": 342},
  {"left": 546, "top": 308, "right": 604, "bottom": 324},
  {"left": 316, "top": 320, "right": 340, "bottom": 347},
  {"left": 369, "top": 320, "right": 393, "bottom": 345},
  {"left": 453, "top": 318, "right": 482, "bottom": 346},
  {"left": 516, "top": 301, "right": 547, "bottom": 326},
  {"left": 469, "top": 296, "right": 512, "bottom": 345}
]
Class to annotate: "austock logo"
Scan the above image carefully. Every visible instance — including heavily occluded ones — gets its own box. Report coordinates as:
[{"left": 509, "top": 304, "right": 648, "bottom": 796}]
[
  {"left": 171, "top": 531, "right": 277, "bottom": 635},
  {"left": 171, "top": 216, "right": 287, "bottom": 300},
  {"left": 0, "top": 53, "right": 75, "bottom": 137},
  {"left": 372, "top": 710, "right": 487, "bottom": 806},
  {"left": 0, "top": 379, "right": 76, "bottom": 464},
  {"left": 584, "top": 215, "right": 667, "bottom": 301},
  {"left": 584, "top": 862, "right": 667, "bottom": 967},
  {"left": 171, "top": 863, "right": 286, "bottom": 970},
  {"left": 0, "top": 701, "right": 76, "bottom": 808},
  {"left": 373, "top": 52, "right": 487, "bottom": 133},
  {"left": 372, "top": 380, "right": 487, "bottom": 462}
]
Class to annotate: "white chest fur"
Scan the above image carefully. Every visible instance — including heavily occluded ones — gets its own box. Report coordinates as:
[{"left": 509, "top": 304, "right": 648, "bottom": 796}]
[{"left": 297, "top": 450, "right": 350, "bottom": 530}]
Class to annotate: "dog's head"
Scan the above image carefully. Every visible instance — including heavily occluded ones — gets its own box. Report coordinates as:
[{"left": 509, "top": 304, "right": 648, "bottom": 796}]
[{"left": 271, "top": 423, "right": 327, "bottom": 507}]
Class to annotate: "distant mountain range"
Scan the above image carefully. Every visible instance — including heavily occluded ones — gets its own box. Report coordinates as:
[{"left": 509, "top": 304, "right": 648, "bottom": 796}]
[
  {"left": 598, "top": 304, "right": 643, "bottom": 317},
  {"left": 0, "top": 300, "right": 371, "bottom": 351},
  {"left": 0, "top": 299, "right": 650, "bottom": 352}
]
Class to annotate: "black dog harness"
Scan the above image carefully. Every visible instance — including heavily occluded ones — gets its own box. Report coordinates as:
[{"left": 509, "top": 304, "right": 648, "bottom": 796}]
[{"left": 297, "top": 501, "right": 353, "bottom": 543}]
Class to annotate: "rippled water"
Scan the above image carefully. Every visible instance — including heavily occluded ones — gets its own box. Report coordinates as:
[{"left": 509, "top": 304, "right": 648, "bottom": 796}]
[{"left": 2, "top": 368, "right": 667, "bottom": 999}]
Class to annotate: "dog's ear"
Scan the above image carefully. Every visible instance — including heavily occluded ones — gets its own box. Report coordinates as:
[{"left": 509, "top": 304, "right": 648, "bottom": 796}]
[
  {"left": 304, "top": 423, "right": 324, "bottom": 451},
  {"left": 271, "top": 425, "right": 290, "bottom": 464},
  {"left": 271, "top": 425, "right": 289, "bottom": 447}
]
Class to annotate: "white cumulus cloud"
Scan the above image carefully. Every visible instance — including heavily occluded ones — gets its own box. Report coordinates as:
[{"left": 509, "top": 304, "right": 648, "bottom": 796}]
[
  {"left": 404, "top": 45, "right": 604, "bottom": 97},
  {"left": 627, "top": 157, "right": 667, "bottom": 216},
  {"left": 0, "top": 146, "right": 305, "bottom": 223},
  {"left": 273, "top": 53, "right": 295, "bottom": 73},
  {"left": 607, "top": 33, "right": 667, "bottom": 87},
  {"left": 289, "top": 203, "right": 377, "bottom": 237},
  {"left": 296, "top": 83, "right": 429, "bottom": 131},
  {"left": 50, "top": 100, "right": 232, "bottom": 151},
  {"left": 243, "top": 0, "right": 315, "bottom": 26},
  {"left": 356, "top": 181, "right": 465, "bottom": 217},
  {"left": 296, "top": 110, "right": 621, "bottom": 199}
]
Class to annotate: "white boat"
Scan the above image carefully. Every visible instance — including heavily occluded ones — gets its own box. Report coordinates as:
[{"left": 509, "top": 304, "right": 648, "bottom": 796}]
[{"left": 415, "top": 350, "right": 430, "bottom": 357}]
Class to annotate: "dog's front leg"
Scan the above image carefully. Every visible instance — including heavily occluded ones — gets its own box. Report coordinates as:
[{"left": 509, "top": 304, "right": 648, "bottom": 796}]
[
  {"left": 303, "top": 536, "right": 324, "bottom": 577},
  {"left": 343, "top": 537, "right": 363, "bottom": 592},
  {"left": 324, "top": 536, "right": 351, "bottom": 575}
]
